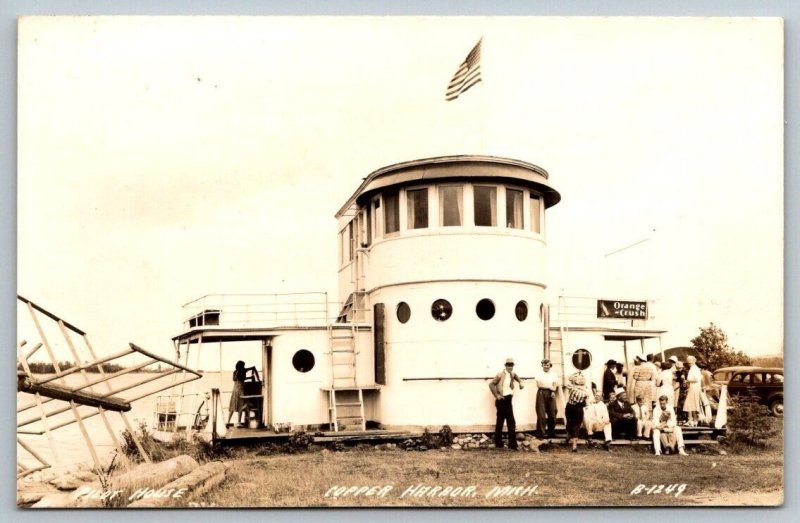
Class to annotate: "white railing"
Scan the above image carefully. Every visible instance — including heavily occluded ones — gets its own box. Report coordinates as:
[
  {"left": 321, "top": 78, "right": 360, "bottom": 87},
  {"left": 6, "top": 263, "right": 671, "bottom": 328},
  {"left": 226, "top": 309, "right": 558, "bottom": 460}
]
[{"left": 181, "top": 292, "right": 343, "bottom": 330}]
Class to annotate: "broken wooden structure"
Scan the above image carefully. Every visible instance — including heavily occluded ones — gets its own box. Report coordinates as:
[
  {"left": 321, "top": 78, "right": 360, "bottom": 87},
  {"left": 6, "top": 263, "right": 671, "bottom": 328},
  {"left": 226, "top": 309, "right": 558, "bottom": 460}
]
[{"left": 16, "top": 295, "right": 202, "bottom": 479}]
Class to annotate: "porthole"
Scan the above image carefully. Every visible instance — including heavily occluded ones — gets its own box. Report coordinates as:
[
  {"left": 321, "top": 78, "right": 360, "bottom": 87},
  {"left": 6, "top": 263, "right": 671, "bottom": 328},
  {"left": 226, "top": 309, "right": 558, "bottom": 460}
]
[
  {"left": 515, "top": 301, "right": 528, "bottom": 321},
  {"left": 292, "top": 350, "right": 315, "bottom": 373},
  {"left": 476, "top": 299, "right": 495, "bottom": 320},
  {"left": 431, "top": 299, "right": 453, "bottom": 322},
  {"left": 397, "top": 302, "right": 411, "bottom": 323}
]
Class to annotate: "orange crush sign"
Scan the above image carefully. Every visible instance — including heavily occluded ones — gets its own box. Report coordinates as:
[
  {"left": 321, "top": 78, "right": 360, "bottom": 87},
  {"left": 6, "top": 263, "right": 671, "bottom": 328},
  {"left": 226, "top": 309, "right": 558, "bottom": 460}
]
[{"left": 597, "top": 300, "right": 648, "bottom": 319}]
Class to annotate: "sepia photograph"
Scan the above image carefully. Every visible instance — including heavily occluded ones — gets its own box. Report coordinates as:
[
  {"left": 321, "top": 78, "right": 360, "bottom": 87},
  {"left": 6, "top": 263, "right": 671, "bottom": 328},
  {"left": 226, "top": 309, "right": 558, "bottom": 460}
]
[{"left": 15, "top": 16, "right": 784, "bottom": 508}]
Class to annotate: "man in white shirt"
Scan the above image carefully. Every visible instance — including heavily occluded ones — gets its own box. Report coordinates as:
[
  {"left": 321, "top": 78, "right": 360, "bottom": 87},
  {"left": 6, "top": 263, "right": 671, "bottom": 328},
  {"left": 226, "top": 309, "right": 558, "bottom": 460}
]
[
  {"left": 652, "top": 394, "right": 688, "bottom": 456},
  {"left": 488, "top": 358, "right": 524, "bottom": 450},
  {"left": 534, "top": 359, "right": 559, "bottom": 439}
]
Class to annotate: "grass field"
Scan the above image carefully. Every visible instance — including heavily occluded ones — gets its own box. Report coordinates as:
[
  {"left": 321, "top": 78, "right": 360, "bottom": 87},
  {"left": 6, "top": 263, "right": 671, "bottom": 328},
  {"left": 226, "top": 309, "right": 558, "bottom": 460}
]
[{"left": 198, "top": 439, "right": 783, "bottom": 507}]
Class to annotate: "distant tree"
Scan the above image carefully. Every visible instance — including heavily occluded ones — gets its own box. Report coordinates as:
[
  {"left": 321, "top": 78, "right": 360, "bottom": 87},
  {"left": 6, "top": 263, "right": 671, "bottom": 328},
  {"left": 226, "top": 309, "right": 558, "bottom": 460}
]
[{"left": 690, "top": 323, "right": 752, "bottom": 371}]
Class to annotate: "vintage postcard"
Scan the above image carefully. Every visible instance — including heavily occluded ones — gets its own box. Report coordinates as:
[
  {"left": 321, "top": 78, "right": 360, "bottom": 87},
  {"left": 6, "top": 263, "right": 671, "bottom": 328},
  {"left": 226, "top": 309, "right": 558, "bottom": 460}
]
[{"left": 16, "top": 16, "right": 783, "bottom": 508}]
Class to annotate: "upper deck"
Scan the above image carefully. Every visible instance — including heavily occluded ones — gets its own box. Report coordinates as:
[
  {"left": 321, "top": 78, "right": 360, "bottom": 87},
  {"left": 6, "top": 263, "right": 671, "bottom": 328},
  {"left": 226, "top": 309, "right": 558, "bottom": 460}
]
[{"left": 172, "top": 292, "right": 359, "bottom": 343}]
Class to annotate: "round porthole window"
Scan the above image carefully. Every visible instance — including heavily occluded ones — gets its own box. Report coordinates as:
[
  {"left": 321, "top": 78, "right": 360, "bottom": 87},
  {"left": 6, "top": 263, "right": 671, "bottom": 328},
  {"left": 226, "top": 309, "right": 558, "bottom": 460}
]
[
  {"left": 431, "top": 299, "right": 453, "bottom": 322},
  {"left": 292, "top": 349, "right": 315, "bottom": 373},
  {"left": 397, "top": 302, "right": 411, "bottom": 323},
  {"left": 476, "top": 299, "right": 495, "bottom": 320},
  {"left": 515, "top": 301, "right": 528, "bottom": 321}
]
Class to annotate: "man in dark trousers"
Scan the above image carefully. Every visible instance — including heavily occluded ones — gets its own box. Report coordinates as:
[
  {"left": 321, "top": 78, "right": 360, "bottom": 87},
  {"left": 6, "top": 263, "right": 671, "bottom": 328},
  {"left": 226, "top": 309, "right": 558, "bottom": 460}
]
[
  {"left": 603, "top": 359, "right": 618, "bottom": 402},
  {"left": 534, "top": 359, "right": 559, "bottom": 439},
  {"left": 489, "top": 358, "right": 523, "bottom": 450},
  {"left": 608, "top": 389, "right": 638, "bottom": 439}
]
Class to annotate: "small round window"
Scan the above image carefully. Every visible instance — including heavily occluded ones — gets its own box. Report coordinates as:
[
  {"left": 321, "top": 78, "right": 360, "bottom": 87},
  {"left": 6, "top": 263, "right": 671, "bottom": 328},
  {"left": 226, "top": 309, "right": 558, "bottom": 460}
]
[
  {"left": 476, "top": 299, "right": 495, "bottom": 320},
  {"left": 397, "top": 302, "right": 411, "bottom": 323},
  {"left": 515, "top": 301, "right": 528, "bottom": 321},
  {"left": 292, "top": 350, "right": 315, "bottom": 373},
  {"left": 431, "top": 299, "right": 453, "bottom": 322}
]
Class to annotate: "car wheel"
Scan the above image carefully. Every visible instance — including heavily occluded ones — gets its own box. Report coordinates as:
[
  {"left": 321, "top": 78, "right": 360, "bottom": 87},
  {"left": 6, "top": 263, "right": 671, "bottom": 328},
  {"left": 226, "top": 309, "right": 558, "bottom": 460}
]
[{"left": 770, "top": 399, "right": 783, "bottom": 417}]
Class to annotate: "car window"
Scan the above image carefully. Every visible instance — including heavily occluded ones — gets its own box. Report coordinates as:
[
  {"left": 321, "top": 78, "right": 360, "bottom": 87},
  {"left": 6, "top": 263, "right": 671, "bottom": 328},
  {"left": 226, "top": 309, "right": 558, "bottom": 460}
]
[
  {"left": 731, "top": 373, "right": 745, "bottom": 383},
  {"left": 713, "top": 371, "right": 731, "bottom": 382},
  {"left": 750, "top": 373, "right": 762, "bottom": 384},
  {"left": 766, "top": 373, "right": 784, "bottom": 384}
]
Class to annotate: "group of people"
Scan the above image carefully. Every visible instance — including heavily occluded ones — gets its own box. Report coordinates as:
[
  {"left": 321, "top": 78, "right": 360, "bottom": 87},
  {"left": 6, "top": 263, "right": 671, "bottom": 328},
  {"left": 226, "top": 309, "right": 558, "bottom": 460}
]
[
  {"left": 620, "top": 354, "right": 713, "bottom": 428},
  {"left": 490, "top": 354, "right": 711, "bottom": 455}
]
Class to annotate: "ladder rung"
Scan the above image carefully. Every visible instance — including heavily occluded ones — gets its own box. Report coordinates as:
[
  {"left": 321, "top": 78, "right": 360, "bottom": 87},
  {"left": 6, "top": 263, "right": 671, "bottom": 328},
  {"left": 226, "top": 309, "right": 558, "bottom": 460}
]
[
  {"left": 335, "top": 402, "right": 363, "bottom": 407},
  {"left": 337, "top": 416, "right": 363, "bottom": 420},
  {"left": 332, "top": 349, "right": 355, "bottom": 353}
]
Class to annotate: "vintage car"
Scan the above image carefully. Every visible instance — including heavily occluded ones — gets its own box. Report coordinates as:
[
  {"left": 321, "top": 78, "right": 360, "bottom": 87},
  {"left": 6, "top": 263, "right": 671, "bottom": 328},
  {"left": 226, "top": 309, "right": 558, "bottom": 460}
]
[{"left": 711, "top": 366, "right": 783, "bottom": 417}]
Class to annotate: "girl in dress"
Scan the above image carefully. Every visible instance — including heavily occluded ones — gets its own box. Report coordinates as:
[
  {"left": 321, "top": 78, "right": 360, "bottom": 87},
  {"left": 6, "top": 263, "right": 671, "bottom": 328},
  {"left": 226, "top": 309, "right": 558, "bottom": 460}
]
[
  {"left": 656, "top": 361, "right": 675, "bottom": 406},
  {"left": 683, "top": 356, "right": 702, "bottom": 426},
  {"left": 227, "top": 360, "right": 249, "bottom": 428},
  {"left": 565, "top": 372, "right": 593, "bottom": 452}
]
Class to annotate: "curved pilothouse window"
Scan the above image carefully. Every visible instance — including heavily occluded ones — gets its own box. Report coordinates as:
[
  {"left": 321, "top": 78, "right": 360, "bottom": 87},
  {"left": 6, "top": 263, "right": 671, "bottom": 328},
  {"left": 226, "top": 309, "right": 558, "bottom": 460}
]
[
  {"left": 384, "top": 190, "right": 400, "bottom": 234},
  {"left": 506, "top": 188, "right": 524, "bottom": 229},
  {"left": 406, "top": 188, "right": 429, "bottom": 229},
  {"left": 530, "top": 194, "right": 542, "bottom": 234},
  {"left": 347, "top": 221, "right": 354, "bottom": 260},
  {"left": 439, "top": 185, "right": 463, "bottom": 226},
  {"left": 474, "top": 186, "right": 497, "bottom": 226}
]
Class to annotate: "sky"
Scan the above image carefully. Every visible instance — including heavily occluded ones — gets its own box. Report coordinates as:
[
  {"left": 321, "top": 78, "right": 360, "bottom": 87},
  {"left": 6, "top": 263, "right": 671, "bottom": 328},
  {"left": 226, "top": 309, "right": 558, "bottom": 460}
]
[{"left": 17, "top": 16, "right": 784, "bottom": 368}]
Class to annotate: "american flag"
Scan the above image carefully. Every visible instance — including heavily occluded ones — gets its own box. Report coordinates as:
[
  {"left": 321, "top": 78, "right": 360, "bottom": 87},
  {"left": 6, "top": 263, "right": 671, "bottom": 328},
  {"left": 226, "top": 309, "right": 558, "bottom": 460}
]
[{"left": 445, "top": 38, "right": 482, "bottom": 101}]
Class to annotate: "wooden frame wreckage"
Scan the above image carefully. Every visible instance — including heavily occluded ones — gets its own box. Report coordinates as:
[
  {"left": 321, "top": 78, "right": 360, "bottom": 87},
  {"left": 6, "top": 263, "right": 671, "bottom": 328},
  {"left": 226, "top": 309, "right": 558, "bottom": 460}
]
[{"left": 16, "top": 295, "right": 202, "bottom": 478}]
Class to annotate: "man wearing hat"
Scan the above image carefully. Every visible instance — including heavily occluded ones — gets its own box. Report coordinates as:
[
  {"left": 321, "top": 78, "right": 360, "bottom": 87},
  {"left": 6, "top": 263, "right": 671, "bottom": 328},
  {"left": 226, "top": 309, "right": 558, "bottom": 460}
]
[
  {"left": 534, "top": 359, "right": 559, "bottom": 438},
  {"left": 608, "top": 389, "right": 638, "bottom": 440},
  {"left": 602, "top": 359, "right": 618, "bottom": 402},
  {"left": 489, "top": 358, "right": 524, "bottom": 449}
]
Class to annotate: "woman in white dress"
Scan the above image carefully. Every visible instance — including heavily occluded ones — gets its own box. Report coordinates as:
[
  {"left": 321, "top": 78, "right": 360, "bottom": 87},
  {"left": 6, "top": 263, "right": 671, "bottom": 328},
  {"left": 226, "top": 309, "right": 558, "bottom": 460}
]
[
  {"left": 683, "top": 356, "right": 702, "bottom": 426},
  {"left": 656, "top": 361, "right": 675, "bottom": 406}
]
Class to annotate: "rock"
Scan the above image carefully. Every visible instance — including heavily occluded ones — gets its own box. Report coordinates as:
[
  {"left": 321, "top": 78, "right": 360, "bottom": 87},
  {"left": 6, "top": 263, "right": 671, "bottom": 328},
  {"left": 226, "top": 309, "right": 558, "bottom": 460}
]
[
  {"left": 522, "top": 440, "right": 530, "bottom": 447},
  {"left": 33, "top": 469, "right": 57, "bottom": 483},
  {"left": 719, "top": 450, "right": 727, "bottom": 456},
  {"left": 17, "top": 481, "right": 60, "bottom": 505},
  {"left": 74, "top": 469, "right": 99, "bottom": 482},
  {"left": 50, "top": 469, "right": 99, "bottom": 491},
  {"left": 31, "top": 493, "right": 80, "bottom": 508},
  {"left": 516, "top": 433, "right": 525, "bottom": 441},
  {"left": 50, "top": 474, "right": 84, "bottom": 491},
  {"left": 451, "top": 444, "right": 461, "bottom": 450}
]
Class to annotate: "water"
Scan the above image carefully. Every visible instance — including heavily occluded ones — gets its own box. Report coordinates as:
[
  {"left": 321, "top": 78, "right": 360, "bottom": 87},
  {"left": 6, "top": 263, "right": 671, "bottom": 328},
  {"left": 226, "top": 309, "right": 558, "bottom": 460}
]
[{"left": 17, "top": 371, "right": 228, "bottom": 471}]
